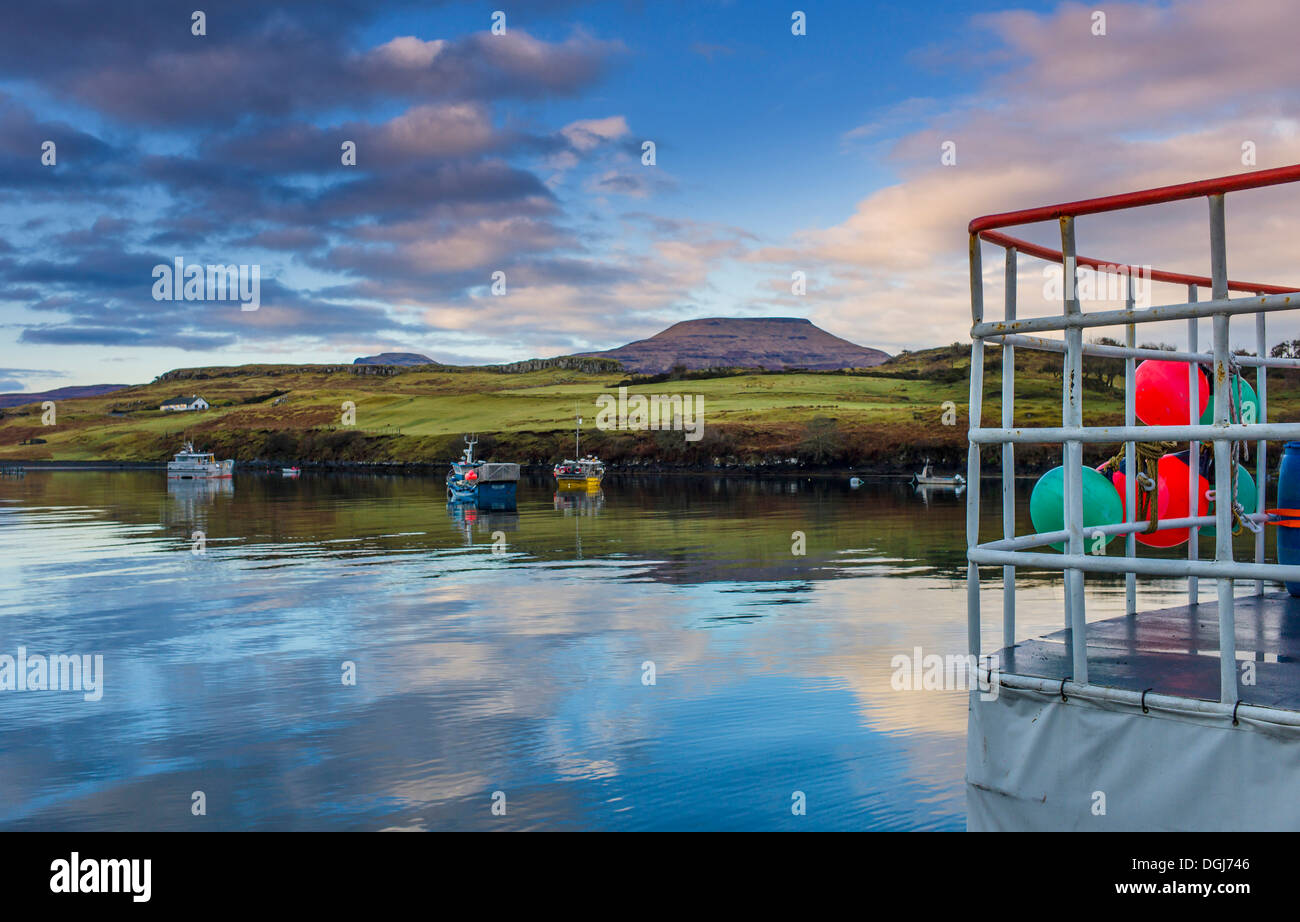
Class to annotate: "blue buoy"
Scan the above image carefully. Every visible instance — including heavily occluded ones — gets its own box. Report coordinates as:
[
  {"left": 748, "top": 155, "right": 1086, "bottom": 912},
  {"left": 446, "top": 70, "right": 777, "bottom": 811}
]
[{"left": 1277, "top": 442, "right": 1300, "bottom": 596}]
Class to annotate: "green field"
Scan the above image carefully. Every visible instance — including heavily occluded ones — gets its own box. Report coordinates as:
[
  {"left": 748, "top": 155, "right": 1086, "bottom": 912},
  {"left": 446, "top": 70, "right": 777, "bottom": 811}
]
[{"left": 3, "top": 346, "right": 1295, "bottom": 471}]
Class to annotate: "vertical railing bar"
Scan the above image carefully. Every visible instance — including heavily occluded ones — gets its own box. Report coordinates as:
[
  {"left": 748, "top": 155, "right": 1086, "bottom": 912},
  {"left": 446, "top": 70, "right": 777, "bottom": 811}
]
[
  {"left": 1209, "top": 193, "right": 1237, "bottom": 705},
  {"left": 1002, "top": 248, "right": 1017, "bottom": 649},
  {"left": 1256, "top": 305, "right": 1268, "bottom": 594},
  {"left": 967, "top": 234, "right": 985, "bottom": 660},
  {"left": 1188, "top": 286, "right": 1200, "bottom": 606},
  {"left": 1061, "top": 216, "right": 1088, "bottom": 684},
  {"left": 1124, "top": 273, "right": 1137, "bottom": 615}
]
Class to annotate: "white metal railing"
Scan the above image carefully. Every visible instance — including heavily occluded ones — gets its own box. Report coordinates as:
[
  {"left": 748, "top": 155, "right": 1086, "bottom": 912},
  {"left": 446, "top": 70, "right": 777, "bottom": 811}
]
[{"left": 967, "top": 164, "right": 1300, "bottom": 706}]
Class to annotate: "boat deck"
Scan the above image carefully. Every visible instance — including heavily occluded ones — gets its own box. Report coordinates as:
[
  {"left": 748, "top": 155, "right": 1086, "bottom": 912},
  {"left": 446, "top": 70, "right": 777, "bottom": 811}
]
[{"left": 997, "top": 591, "right": 1300, "bottom": 710}]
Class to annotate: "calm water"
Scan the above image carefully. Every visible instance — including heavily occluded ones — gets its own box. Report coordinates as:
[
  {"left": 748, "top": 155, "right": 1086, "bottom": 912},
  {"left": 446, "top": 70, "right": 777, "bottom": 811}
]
[{"left": 0, "top": 470, "right": 1233, "bottom": 830}]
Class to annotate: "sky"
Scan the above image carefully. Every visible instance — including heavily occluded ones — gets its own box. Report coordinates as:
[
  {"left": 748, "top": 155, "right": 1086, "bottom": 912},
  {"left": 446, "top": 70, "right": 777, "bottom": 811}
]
[{"left": 4, "top": 0, "right": 1300, "bottom": 391}]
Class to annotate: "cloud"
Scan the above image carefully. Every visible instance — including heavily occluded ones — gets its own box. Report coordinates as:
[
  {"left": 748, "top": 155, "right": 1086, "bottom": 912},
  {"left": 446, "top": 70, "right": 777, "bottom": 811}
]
[
  {"left": 19, "top": 326, "right": 238, "bottom": 350},
  {"left": 689, "top": 42, "right": 734, "bottom": 62},
  {"left": 0, "top": 367, "right": 67, "bottom": 392},
  {"left": 0, "top": 0, "right": 625, "bottom": 127},
  {"left": 560, "top": 116, "right": 630, "bottom": 153},
  {"left": 0, "top": 3, "right": 665, "bottom": 357},
  {"left": 751, "top": 0, "right": 1300, "bottom": 354}
]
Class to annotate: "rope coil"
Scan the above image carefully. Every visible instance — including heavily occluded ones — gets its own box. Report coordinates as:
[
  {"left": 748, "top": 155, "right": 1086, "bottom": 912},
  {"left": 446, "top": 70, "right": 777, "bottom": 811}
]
[{"left": 1099, "top": 440, "right": 1178, "bottom": 534}]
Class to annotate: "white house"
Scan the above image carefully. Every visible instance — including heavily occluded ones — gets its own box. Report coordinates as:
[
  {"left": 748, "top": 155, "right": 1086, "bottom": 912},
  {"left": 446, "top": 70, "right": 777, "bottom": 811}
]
[{"left": 159, "top": 394, "right": 210, "bottom": 412}]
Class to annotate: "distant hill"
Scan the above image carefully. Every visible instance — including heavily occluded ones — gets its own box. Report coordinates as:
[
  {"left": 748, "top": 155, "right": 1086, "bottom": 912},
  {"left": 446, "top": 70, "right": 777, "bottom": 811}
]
[
  {"left": 574, "top": 317, "right": 890, "bottom": 373},
  {"left": 0, "top": 384, "right": 129, "bottom": 409},
  {"left": 353, "top": 353, "right": 435, "bottom": 366}
]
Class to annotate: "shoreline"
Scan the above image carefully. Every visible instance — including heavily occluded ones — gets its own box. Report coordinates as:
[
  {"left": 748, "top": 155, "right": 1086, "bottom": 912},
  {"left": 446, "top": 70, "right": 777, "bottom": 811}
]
[
  {"left": 3, "top": 459, "right": 1278, "bottom": 485},
  {"left": 0, "top": 458, "right": 1053, "bottom": 480}
]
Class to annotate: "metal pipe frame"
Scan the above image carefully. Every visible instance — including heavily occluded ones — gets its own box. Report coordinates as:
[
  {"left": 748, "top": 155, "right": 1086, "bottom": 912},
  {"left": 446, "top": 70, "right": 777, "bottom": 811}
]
[
  {"left": 971, "top": 422, "right": 1300, "bottom": 444},
  {"left": 984, "top": 333, "right": 1300, "bottom": 369},
  {"left": 967, "top": 234, "right": 984, "bottom": 661},
  {"left": 1257, "top": 308, "right": 1269, "bottom": 595},
  {"left": 968, "top": 547, "right": 1300, "bottom": 584},
  {"left": 1002, "top": 248, "right": 1017, "bottom": 650},
  {"left": 1061, "top": 216, "right": 1088, "bottom": 682},
  {"left": 983, "top": 511, "right": 1272, "bottom": 552},
  {"left": 1124, "top": 274, "right": 1137, "bottom": 615},
  {"left": 972, "top": 290, "right": 1298, "bottom": 339},
  {"left": 997, "top": 673, "right": 1300, "bottom": 730},
  {"left": 1209, "top": 194, "right": 1237, "bottom": 703},
  {"left": 1188, "top": 285, "right": 1200, "bottom": 607},
  {"left": 966, "top": 164, "right": 1300, "bottom": 708}
]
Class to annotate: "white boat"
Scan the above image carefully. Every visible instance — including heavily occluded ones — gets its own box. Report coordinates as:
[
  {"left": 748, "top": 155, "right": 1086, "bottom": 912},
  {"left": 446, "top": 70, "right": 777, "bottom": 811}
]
[
  {"left": 167, "top": 442, "right": 233, "bottom": 480},
  {"left": 911, "top": 458, "right": 964, "bottom": 486}
]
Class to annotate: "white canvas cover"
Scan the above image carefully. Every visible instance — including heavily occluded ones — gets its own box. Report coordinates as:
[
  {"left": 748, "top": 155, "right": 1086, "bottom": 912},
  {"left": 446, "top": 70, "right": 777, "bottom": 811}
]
[
  {"left": 477, "top": 463, "right": 520, "bottom": 482},
  {"left": 967, "top": 682, "right": 1300, "bottom": 831}
]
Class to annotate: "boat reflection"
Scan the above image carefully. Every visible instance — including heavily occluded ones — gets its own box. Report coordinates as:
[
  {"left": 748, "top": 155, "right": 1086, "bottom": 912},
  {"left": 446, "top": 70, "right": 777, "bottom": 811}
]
[
  {"left": 553, "top": 489, "right": 605, "bottom": 516},
  {"left": 167, "top": 477, "right": 234, "bottom": 497},
  {"left": 164, "top": 476, "right": 234, "bottom": 531},
  {"left": 913, "top": 482, "right": 965, "bottom": 506},
  {"left": 447, "top": 500, "right": 520, "bottom": 546}
]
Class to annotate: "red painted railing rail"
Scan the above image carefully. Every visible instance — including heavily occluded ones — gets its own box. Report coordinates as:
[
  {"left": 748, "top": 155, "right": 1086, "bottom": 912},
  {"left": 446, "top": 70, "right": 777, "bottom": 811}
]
[
  {"left": 979, "top": 229, "right": 1299, "bottom": 295},
  {"left": 969, "top": 163, "right": 1300, "bottom": 294},
  {"left": 969, "top": 163, "right": 1300, "bottom": 234}
]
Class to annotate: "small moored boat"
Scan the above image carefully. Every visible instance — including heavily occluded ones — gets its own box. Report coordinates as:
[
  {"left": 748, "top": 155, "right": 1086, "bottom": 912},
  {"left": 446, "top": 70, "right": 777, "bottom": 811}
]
[
  {"left": 446, "top": 435, "right": 480, "bottom": 503},
  {"left": 911, "top": 458, "right": 965, "bottom": 486},
  {"left": 446, "top": 435, "right": 520, "bottom": 508},
  {"left": 554, "top": 412, "right": 605, "bottom": 491},
  {"left": 167, "top": 442, "right": 233, "bottom": 480}
]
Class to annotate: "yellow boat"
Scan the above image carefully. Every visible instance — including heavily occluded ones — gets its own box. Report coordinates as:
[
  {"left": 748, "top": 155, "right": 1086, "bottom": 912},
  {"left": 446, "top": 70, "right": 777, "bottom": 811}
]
[
  {"left": 554, "top": 411, "right": 604, "bottom": 491},
  {"left": 554, "top": 458, "right": 605, "bottom": 491}
]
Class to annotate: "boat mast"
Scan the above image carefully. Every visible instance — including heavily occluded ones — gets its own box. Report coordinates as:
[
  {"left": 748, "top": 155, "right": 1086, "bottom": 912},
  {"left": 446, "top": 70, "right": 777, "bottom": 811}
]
[{"left": 575, "top": 404, "right": 581, "bottom": 458}]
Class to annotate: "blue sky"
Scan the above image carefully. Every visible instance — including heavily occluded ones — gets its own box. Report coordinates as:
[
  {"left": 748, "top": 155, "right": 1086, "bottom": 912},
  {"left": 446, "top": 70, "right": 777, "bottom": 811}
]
[{"left": 3, "top": 0, "right": 1298, "bottom": 391}]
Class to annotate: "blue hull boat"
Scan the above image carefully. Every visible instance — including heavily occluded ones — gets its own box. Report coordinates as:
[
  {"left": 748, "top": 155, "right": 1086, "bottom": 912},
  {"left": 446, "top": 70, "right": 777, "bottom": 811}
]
[
  {"left": 446, "top": 435, "right": 480, "bottom": 502},
  {"left": 475, "top": 480, "right": 517, "bottom": 509},
  {"left": 445, "top": 435, "right": 520, "bottom": 509}
]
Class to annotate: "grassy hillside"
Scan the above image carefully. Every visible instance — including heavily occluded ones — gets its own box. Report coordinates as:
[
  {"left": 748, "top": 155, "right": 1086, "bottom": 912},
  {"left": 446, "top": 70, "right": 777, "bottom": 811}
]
[{"left": 3, "top": 346, "right": 1296, "bottom": 471}]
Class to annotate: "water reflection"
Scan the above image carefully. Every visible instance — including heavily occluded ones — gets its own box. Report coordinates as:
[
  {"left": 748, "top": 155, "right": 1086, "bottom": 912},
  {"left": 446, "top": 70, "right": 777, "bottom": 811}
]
[
  {"left": 0, "top": 470, "right": 1258, "bottom": 830},
  {"left": 448, "top": 502, "right": 520, "bottom": 546},
  {"left": 912, "top": 482, "right": 965, "bottom": 506},
  {"left": 553, "top": 489, "right": 605, "bottom": 516}
]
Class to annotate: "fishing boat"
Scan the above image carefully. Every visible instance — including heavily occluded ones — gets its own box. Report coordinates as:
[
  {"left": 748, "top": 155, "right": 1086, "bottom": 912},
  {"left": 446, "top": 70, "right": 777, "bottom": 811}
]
[
  {"left": 446, "top": 435, "right": 480, "bottom": 503},
  {"left": 911, "top": 458, "right": 964, "bottom": 486},
  {"left": 554, "top": 458, "right": 605, "bottom": 491},
  {"left": 475, "top": 461, "right": 520, "bottom": 509},
  {"left": 281, "top": 466, "right": 300, "bottom": 477},
  {"left": 554, "top": 413, "right": 605, "bottom": 491},
  {"left": 167, "top": 441, "right": 233, "bottom": 480},
  {"left": 446, "top": 435, "right": 520, "bottom": 508}
]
